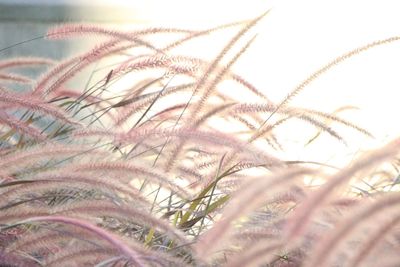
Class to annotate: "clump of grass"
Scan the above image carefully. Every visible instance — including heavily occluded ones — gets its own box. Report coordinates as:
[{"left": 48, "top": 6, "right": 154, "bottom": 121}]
[{"left": 0, "top": 12, "right": 399, "bottom": 267}]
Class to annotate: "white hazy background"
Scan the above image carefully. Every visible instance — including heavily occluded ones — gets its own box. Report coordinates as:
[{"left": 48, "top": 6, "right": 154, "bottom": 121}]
[{"left": 104, "top": 0, "right": 400, "bottom": 168}]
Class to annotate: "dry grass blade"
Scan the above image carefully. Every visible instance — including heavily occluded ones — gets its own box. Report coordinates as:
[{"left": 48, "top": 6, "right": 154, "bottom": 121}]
[
  {"left": 15, "top": 216, "right": 147, "bottom": 267},
  {"left": 346, "top": 213, "right": 400, "bottom": 267},
  {"left": 0, "top": 57, "right": 54, "bottom": 70},
  {"left": 0, "top": 72, "right": 33, "bottom": 84},
  {"left": 224, "top": 242, "right": 283, "bottom": 267},
  {"left": 46, "top": 24, "right": 161, "bottom": 52},
  {"left": 285, "top": 137, "right": 400, "bottom": 241},
  {"left": 68, "top": 161, "right": 191, "bottom": 199},
  {"left": 195, "top": 168, "right": 310, "bottom": 260},
  {"left": 0, "top": 112, "right": 46, "bottom": 141},
  {"left": 0, "top": 250, "right": 39, "bottom": 267},
  {"left": 0, "top": 89, "right": 79, "bottom": 126},
  {"left": 304, "top": 193, "right": 400, "bottom": 267},
  {"left": 45, "top": 248, "right": 116, "bottom": 267}
]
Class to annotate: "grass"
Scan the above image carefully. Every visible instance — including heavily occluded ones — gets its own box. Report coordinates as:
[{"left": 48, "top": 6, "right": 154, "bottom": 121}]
[{"left": 0, "top": 12, "right": 399, "bottom": 267}]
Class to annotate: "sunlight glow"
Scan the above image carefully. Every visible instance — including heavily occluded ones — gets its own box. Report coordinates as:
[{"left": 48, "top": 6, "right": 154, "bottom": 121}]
[{"left": 101, "top": 0, "right": 400, "bottom": 168}]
